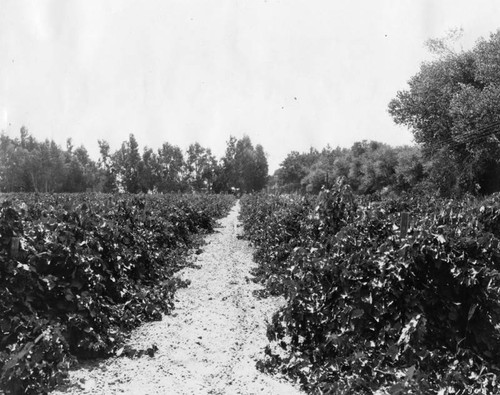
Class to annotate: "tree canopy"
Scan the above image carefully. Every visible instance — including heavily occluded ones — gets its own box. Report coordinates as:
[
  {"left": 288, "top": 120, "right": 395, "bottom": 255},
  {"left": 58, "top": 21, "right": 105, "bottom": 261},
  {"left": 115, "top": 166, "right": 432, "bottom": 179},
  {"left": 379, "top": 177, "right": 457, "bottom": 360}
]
[
  {"left": 213, "top": 135, "right": 269, "bottom": 193},
  {"left": 273, "top": 141, "right": 426, "bottom": 195},
  {"left": 388, "top": 30, "right": 500, "bottom": 195}
]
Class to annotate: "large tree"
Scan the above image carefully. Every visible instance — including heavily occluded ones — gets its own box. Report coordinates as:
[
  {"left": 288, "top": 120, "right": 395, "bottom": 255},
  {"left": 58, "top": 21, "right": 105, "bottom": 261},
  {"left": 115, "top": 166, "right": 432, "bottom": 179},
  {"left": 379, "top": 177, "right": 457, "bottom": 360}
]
[
  {"left": 185, "top": 142, "right": 217, "bottom": 191},
  {"left": 157, "top": 142, "right": 185, "bottom": 192},
  {"left": 252, "top": 144, "right": 269, "bottom": 191},
  {"left": 137, "top": 147, "right": 160, "bottom": 193},
  {"left": 213, "top": 136, "right": 238, "bottom": 193},
  {"left": 388, "top": 30, "right": 500, "bottom": 195},
  {"left": 113, "top": 134, "right": 142, "bottom": 193},
  {"left": 233, "top": 136, "right": 269, "bottom": 193},
  {"left": 97, "top": 140, "right": 118, "bottom": 192},
  {"left": 276, "top": 148, "right": 320, "bottom": 192},
  {"left": 214, "top": 135, "right": 269, "bottom": 193}
]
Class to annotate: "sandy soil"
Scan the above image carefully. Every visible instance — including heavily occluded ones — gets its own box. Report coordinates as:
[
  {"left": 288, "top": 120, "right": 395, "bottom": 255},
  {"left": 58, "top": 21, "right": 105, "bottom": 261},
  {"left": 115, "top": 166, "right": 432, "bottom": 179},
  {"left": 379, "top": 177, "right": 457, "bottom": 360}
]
[{"left": 52, "top": 201, "right": 304, "bottom": 395}]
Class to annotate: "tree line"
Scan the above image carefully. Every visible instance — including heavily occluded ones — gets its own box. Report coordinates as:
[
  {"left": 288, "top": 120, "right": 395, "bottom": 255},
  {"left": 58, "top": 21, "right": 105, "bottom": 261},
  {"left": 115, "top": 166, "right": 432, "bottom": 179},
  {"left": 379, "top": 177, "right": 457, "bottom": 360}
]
[
  {"left": 4, "top": 30, "right": 500, "bottom": 197},
  {"left": 271, "top": 141, "right": 425, "bottom": 195},
  {"left": 0, "top": 129, "right": 268, "bottom": 194}
]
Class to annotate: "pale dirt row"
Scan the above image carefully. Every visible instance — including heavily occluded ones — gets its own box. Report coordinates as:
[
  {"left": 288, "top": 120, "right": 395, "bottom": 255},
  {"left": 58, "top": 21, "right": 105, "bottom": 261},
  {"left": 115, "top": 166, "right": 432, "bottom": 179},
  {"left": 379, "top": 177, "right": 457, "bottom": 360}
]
[{"left": 52, "top": 201, "right": 304, "bottom": 395}]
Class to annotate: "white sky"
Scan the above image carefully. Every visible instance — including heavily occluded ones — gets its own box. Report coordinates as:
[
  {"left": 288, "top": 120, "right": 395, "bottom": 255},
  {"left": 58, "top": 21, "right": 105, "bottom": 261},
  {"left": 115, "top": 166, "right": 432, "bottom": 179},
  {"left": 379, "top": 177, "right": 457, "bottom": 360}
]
[{"left": 1, "top": 0, "right": 499, "bottom": 172}]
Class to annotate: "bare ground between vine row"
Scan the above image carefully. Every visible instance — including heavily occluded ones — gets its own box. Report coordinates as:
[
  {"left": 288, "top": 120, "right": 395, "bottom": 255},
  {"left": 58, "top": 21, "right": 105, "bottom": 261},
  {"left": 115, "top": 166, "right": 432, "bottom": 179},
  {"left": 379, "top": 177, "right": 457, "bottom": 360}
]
[{"left": 52, "top": 201, "right": 303, "bottom": 395}]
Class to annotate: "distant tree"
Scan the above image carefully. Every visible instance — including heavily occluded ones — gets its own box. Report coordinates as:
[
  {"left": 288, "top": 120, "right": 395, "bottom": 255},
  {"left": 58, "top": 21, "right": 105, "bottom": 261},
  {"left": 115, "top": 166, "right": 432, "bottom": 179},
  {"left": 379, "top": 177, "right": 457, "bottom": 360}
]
[
  {"left": 157, "top": 142, "right": 185, "bottom": 192},
  {"left": 224, "top": 136, "right": 238, "bottom": 187},
  {"left": 113, "top": 134, "right": 142, "bottom": 193},
  {"left": 233, "top": 136, "right": 269, "bottom": 193},
  {"left": 98, "top": 140, "right": 117, "bottom": 193},
  {"left": 393, "top": 146, "right": 426, "bottom": 192},
  {"left": 63, "top": 145, "right": 94, "bottom": 192},
  {"left": 252, "top": 144, "right": 269, "bottom": 191},
  {"left": 299, "top": 147, "right": 345, "bottom": 193},
  {"left": 278, "top": 151, "right": 309, "bottom": 190},
  {"left": 185, "top": 143, "right": 217, "bottom": 191},
  {"left": 19, "top": 126, "right": 29, "bottom": 149},
  {"left": 234, "top": 136, "right": 255, "bottom": 192},
  {"left": 66, "top": 138, "right": 74, "bottom": 154},
  {"left": 213, "top": 135, "right": 268, "bottom": 193},
  {"left": 213, "top": 136, "right": 237, "bottom": 193},
  {"left": 137, "top": 147, "right": 159, "bottom": 193},
  {"left": 356, "top": 142, "right": 398, "bottom": 194},
  {"left": 277, "top": 148, "right": 320, "bottom": 192},
  {"left": 0, "top": 132, "right": 28, "bottom": 191}
]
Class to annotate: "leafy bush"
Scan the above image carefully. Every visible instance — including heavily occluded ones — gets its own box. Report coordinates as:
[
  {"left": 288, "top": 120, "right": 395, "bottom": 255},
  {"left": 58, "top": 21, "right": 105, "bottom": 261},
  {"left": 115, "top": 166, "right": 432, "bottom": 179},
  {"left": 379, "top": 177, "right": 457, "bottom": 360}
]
[
  {"left": 241, "top": 186, "right": 500, "bottom": 394},
  {"left": 0, "top": 193, "right": 234, "bottom": 394}
]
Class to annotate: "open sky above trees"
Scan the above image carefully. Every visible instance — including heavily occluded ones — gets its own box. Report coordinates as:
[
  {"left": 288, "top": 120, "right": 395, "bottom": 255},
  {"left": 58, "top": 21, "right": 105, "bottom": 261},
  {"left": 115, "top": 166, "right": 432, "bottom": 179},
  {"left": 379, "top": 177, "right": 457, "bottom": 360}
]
[{"left": 1, "top": 1, "right": 500, "bottom": 172}]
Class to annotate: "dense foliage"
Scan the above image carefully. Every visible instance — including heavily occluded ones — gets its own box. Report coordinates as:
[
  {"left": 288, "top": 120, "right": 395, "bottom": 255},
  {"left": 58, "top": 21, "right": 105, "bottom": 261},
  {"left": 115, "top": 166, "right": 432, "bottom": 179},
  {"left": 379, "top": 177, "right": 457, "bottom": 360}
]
[
  {"left": 213, "top": 136, "right": 269, "bottom": 194},
  {"left": 272, "top": 142, "right": 426, "bottom": 196},
  {"left": 0, "top": 129, "right": 268, "bottom": 194},
  {"left": 0, "top": 193, "right": 235, "bottom": 394},
  {"left": 389, "top": 29, "right": 500, "bottom": 195},
  {"left": 240, "top": 186, "right": 500, "bottom": 393}
]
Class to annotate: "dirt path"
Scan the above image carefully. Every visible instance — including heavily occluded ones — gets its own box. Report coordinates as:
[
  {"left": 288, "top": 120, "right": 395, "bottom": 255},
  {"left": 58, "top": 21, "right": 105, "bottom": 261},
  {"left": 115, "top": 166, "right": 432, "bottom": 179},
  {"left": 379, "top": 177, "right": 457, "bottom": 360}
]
[{"left": 53, "top": 201, "right": 303, "bottom": 395}]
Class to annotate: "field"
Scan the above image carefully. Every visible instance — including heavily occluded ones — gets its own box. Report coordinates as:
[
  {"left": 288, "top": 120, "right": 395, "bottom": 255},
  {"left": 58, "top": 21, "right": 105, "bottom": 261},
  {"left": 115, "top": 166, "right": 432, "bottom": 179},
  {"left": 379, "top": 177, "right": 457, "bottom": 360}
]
[
  {"left": 239, "top": 184, "right": 500, "bottom": 394},
  {"left": 0, "top": 193, "right": 235, "bottom": 394},
  {"left": 4, "top": 185, "right": 500, "bottom": 394}
]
